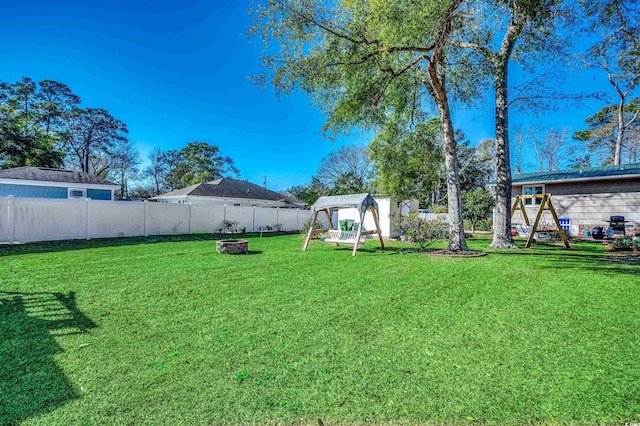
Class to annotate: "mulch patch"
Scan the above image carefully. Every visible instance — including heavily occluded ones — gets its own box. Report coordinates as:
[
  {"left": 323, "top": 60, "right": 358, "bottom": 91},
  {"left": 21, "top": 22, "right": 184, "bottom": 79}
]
[
  {"left": 429, "top": 249, "right": 487, "bottom": 257},
  {"left": 395, "top": 249, "right": 487, "bottom": 257}
]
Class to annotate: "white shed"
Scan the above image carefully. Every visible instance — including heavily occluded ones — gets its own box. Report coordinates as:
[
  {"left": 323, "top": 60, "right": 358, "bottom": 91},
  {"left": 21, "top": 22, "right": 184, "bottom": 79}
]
[{"left": 336, "top": 195, "right": 418, "bottom": 238}]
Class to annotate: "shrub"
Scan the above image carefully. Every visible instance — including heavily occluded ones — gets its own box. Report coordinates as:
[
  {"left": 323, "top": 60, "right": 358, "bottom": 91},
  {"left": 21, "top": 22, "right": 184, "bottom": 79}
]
[
  {"left": 427, "top": 204, "right": 448, "bottom": 214},
  {"left": 300, "top": 218, "right": 325, "bottom": 236},
  {"left": 461, "top": 190, "right": 495, "bottom": 233},
  {"left": 612, "top": 237, "right": 640, "bottom": 250},
  {"left": 393, "top": 212, "right": 449, "bottom": 251},
  {"left": 222, "top": 220, "right": 239, "bottom": 233}
]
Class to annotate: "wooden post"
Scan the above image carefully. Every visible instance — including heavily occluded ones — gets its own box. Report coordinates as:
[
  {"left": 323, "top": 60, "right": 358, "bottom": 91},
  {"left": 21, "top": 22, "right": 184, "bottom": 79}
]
[
  {"left": 543, "top": 194, "right": 571, "bottom": 249},
  {"left": 511, "top": 196, "right": 530, "bottom": 226},
  {"left": 370, "top": 205, "right": 385, "bottom": 250},
  {"left": 323, "top": 209, "right": 333, "bottom": 230},
  {"left": 351, "top": 211, "right": 365, "bottom": 256},
  {"left": 303, "top": 211, "right": 318, "bottom": 251}
]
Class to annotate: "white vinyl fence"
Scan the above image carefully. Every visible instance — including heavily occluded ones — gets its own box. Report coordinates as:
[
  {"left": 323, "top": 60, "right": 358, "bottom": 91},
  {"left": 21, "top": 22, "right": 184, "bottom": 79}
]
[{"left": 0, "top": 196, "right": 313, "bottom": 244}]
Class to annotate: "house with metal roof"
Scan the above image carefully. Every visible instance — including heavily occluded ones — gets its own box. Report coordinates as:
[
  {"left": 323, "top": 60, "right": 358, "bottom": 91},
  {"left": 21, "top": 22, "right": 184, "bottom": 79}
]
[
  {"left": 509, "top": 163, "right": 640, "bottom": 236},
  {"left": 0, "top": 167, "right": 119, "bottom": 200},
  {"left": 150, "top": 178, "right": 304, "bottom": 208}
]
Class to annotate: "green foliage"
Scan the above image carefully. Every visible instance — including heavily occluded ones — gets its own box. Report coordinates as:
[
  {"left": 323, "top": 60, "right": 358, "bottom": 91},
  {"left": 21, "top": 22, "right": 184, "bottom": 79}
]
[
  {"left": 287, "top": 177, "right": 330, "bottom": 206},
  {"left": 369, "top": 118, "right": 443, "bottom": 204},
  {"left": 0, "top": 77, "right": 75, "bottom": 169},
  {"left": 573, "top": 99, "right": 640, "bottom": 165},
  {"left": 461, "top": 190, "right": 495, "bottom": 232},
  {"left": 458, "top": 139, "right": 496, "bottom": 191},
  {"left": 393, "top": 211, "right": 449, "bottom": 251},
  {"left": 165, "top": 142, "right": 239, "bottom": 190},
  {"left": 427, "top": 204, "right": 448, "bottom": 214},
  {"left": 250, "top": 0, "right": 470, "bottom": 251},
  {"left": 299, "top": 217, "right": 326, "bottom": 236},
  {"left": 611, "top": 237, "right": 640, "bottom": 250}
]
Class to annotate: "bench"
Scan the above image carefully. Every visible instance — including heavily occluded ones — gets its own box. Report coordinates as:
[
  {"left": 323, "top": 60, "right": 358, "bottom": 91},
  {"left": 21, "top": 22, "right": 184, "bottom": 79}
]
[{"left": 324, "top": 227, "right": 367, "bottom": 245}]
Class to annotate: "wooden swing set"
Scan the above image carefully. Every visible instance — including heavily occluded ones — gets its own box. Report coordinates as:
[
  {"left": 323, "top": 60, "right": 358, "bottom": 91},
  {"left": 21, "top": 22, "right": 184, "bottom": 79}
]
[
  {"left": 303, "top": 193, "right": 385, "bottom": 256},
  {"left": 511, "top": 193, "right": 571, "bottom": 249}
]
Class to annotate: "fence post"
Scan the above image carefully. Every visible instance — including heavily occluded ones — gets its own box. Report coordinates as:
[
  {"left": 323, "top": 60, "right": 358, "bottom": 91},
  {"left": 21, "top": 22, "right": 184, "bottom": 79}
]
[
  {"left": 188, "top": 203, "right": 192, "bottom": 234},
  {"left": 276, "top": 207, "right": 279, "bottom": 231},
  {"left": 85, "top": 198, "right": 91, "bottom": 240},
  {"left": 8, "top": 195, "right": 15, "bottom": 244},
  {"left": 143, "top": 201, "right": 148, "bottom": 237},
  {"left": 224, "top": 204, "right": 227, "bottom": 223},
  {"left": 252, "top": 205, "right": 256, "bottom": 232}
]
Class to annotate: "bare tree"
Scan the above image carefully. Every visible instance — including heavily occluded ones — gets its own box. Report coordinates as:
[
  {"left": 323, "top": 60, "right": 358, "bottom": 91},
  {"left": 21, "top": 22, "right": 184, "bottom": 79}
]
[
  {"left": 316, "top": 145, "right": 374, "bottom": 194},
  {"left": 143, "top": 147, "right": 169, "bottom": 196},
  {"left": 530, "top": 126, "right": 570, "bottom": 172},
  {"left": 579, "top": 0, "right": 640, "bottom": 164},
  {"left": 63, "top": 107, "right": 128, "bottom": 174}
]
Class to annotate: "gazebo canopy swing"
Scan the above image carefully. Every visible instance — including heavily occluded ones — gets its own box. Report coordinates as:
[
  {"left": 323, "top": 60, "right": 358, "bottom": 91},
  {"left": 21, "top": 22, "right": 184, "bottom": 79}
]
[{"left": 303, "top": 193, "right": 385, "bottom": 256}]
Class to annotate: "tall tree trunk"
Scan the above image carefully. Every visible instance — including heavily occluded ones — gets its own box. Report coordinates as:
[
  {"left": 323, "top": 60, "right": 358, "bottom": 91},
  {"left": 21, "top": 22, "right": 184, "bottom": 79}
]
[
  {"left": 428, "top": 66, "right": 467, "bottom": 252},
  {"left": 491, "top": 63, "right": 516, "bottom": 248},
  {"left": 489, "top": 23, "right": 520, "bottom": 249},
  {"left": 615, "top": 99, "right": 625, "bottom": 165}
]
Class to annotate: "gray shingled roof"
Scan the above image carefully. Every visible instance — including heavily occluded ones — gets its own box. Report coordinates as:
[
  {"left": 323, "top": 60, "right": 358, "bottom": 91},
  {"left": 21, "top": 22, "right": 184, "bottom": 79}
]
[
  {"left": 512, "top": 163, "right": 640, "bottom": 184},
  {"left": 153, "top": 178, "right": 304, "bottom": 206},
  {"left": 0, "top": 167, "right": 117, "bottom": 186}
]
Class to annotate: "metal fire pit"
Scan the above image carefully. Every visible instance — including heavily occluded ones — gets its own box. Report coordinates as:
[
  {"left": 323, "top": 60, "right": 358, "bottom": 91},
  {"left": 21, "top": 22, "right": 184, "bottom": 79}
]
[{"left": 216, "top": 239, "right": 249, "bottom": 254}]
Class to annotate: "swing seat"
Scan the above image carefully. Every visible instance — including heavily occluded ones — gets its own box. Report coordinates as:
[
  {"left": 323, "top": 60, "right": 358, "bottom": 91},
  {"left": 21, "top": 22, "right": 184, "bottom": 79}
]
[
  {"left": 324, "top": 226, "right": 367, "bottom": 245},
  {"left": 515, "top": 224, "right": 551, "bottom": 239}
]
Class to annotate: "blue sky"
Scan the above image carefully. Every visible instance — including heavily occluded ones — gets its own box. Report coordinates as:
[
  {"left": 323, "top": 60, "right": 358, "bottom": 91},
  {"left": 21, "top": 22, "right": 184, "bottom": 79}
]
[{"left": 0, "top": 0, "right": 618, "bottom": 190}]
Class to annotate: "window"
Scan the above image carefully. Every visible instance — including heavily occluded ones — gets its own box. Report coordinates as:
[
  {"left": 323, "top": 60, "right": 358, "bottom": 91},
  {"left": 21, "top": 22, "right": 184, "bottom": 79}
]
[
  {"left": 523, "top": 185, "right": 544, "bottom": 206},
  {"left": 68, "top": 188, "right": 86, "bottom": 199}
]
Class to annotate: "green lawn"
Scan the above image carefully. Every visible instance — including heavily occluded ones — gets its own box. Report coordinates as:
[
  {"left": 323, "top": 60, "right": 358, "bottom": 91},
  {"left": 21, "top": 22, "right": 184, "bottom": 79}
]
[{"left": 1, "top": 234, "right": 639, "bottom": 425}]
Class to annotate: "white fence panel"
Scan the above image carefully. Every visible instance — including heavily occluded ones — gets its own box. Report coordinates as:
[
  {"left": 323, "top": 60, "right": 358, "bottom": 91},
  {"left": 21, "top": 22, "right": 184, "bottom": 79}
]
[
  {"left": 254, "top": 207, "right": 278, "bottom": 231},
  {"left": 190, "top": 205, "right": 226, "bottom": 233},
  {"left": 90, "top": 201, "right": 145, "bottom": 238},
  {"left": 278, "top": 208, "right": 300, "bottom": 231},
  {"left": 0, "top": 198, "right": 9, "bottom": 243},
  {"left": 1, "top": 196, "right": 312, "bottom": 244},
  {"left": 146, "top": 203, "right": 190, "bottom": 235},
  {"left": 15, "top": 198, "right": 86, "bottom": 242},
  {"left": 227, "top": 206, "right": 254, "bottom": 232}
]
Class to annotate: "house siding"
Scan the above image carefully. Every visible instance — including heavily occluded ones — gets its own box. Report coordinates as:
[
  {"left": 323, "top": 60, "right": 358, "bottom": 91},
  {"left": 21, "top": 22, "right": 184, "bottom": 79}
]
[
  {"left": 87, "top": 189, "right": 112, "bottom": 200},
  {"left": 0, "top": 184, "right": 68, "bottom": 199},
  {"left": 512, "top": 185, "right": 640, "bottom": 236}
]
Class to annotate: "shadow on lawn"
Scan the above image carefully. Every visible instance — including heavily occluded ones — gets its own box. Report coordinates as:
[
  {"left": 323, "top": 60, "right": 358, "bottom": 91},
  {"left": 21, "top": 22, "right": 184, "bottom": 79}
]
[
  {"left": 0, "top": 291, "right": 97, "bottom": 425},
  {"left": 495, "top": 241, "right": 640, "bottom": 276},
  {"left": 0, "top": 232, "right": 293, "bottom": 257}
]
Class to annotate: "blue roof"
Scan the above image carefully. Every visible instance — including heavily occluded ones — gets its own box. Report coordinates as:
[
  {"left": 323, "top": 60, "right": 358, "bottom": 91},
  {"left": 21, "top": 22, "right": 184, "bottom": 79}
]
[{"left": 512, "top": 163, "right": 640, "bottom": 184}]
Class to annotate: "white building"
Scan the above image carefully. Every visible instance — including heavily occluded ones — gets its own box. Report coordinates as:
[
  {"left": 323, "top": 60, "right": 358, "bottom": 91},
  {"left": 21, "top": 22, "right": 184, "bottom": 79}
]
[{"left": 337, "top": 195, "right": 418, "bottom": 238}]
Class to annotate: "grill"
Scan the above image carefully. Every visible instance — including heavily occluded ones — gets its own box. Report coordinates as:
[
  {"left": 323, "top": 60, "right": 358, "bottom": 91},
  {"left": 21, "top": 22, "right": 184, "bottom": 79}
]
[{"left": 606, "top": 215, "right": 626, "bottom": 237}]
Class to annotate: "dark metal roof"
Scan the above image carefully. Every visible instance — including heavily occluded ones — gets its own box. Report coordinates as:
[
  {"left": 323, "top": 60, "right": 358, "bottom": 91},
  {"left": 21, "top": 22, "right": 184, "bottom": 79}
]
[
  {"left": 154, "top": 178, "right": 304, "bottom": 206},
  {"left": 512, "top": 163, "right": 640, "bottom": 184},
  {"left": 0, "top": 167, "right": 117, "bottom": 186}
]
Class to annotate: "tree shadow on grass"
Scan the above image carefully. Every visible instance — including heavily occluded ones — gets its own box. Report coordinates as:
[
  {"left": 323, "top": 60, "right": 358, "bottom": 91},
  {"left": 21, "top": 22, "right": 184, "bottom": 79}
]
[
  {"left": 0, "top": 291, "right": 97, "bottom": 425},
  {"left": 491, "top": 243, "right": 640, "bottom": 276}
]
